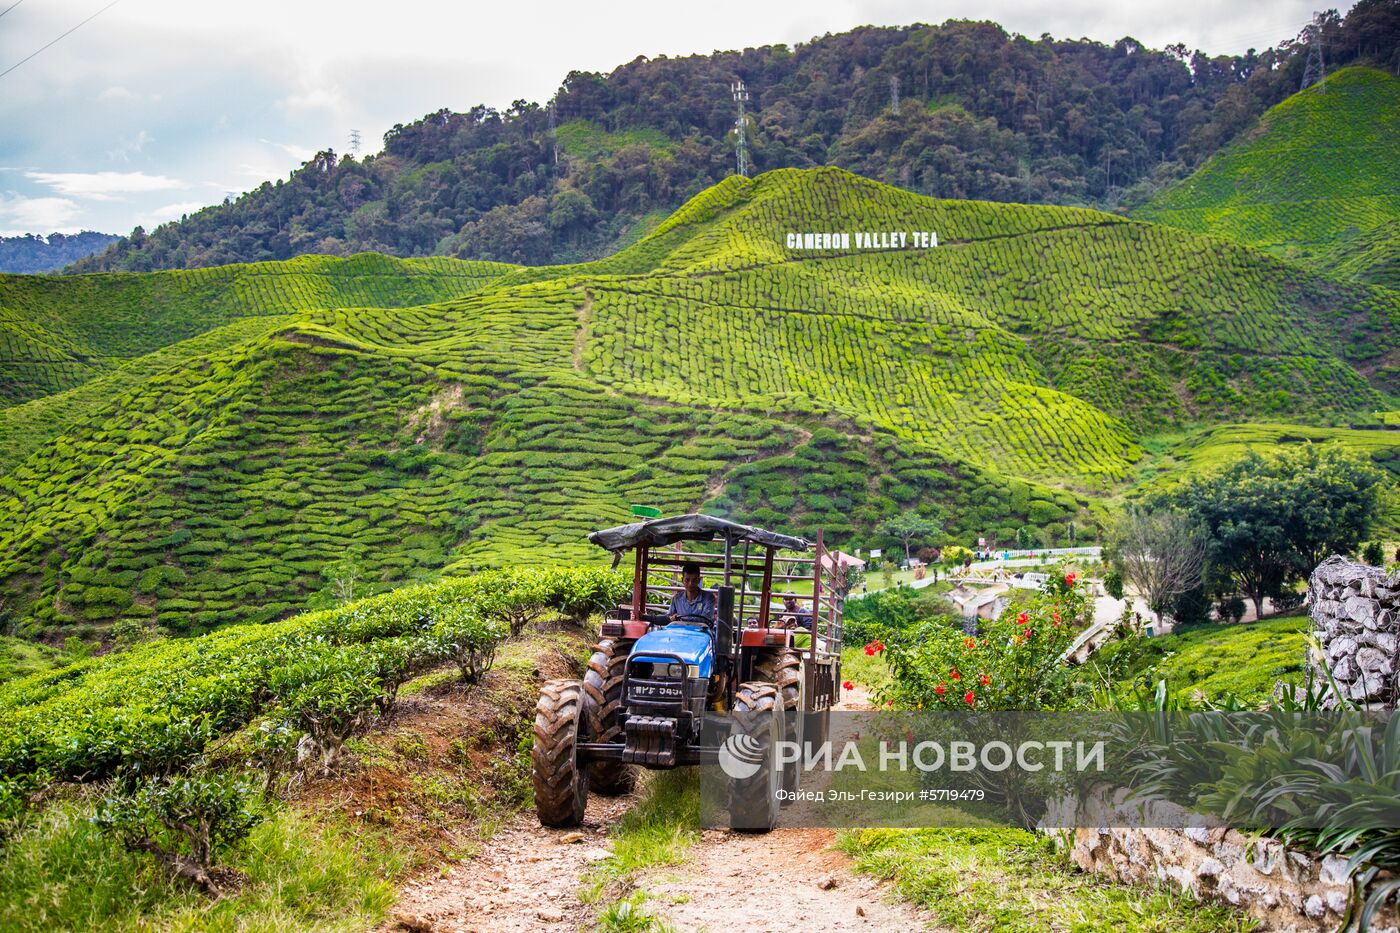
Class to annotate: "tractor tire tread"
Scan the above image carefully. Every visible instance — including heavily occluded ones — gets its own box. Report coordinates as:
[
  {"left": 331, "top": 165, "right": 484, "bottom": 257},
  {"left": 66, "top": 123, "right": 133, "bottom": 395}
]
[
  {"left": 582, "top": 638, "right": 635, "bottom": 796},
  {"left": 532, "top": 678, "right": 588, "bottom": 827}
]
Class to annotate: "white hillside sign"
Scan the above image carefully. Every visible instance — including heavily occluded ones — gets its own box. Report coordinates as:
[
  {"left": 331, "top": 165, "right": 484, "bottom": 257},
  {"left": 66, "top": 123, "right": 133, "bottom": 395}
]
[{"left": 785, "top": 231, "right": 939, "bottom": 250}]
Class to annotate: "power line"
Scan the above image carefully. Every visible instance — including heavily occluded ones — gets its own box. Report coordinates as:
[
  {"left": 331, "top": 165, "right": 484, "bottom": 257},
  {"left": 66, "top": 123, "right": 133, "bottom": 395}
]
[
  {"left": 0, "top": 0, "right": 122, "bottom": 82},
  {"left": 0, "top": 0, "right": 29, "bottom": 21}
]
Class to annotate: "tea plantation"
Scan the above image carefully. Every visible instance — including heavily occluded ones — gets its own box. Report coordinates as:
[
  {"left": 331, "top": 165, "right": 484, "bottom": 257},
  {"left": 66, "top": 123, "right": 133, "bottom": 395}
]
[
  {"left": 1, "top": 167, "right": 1397, "bottom": 639},
  {"left": 0, "top": 253, "right": 516, "bottom": 407},
  {"left": 1135, "top": 67, "right": 1400, "bottom": 272}
]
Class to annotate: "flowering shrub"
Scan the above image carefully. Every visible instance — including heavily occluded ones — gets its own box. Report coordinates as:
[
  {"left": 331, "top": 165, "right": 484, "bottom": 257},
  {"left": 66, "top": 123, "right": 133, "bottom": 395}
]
[{"left": 878, "top": 574, "right": 1089, "bottom": 711}]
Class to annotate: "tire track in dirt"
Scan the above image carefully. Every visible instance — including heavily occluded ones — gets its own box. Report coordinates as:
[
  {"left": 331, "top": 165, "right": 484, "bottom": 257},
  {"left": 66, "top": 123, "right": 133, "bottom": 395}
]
[
  {"left": 384, "top": 794, "right": 633, "bottom": 933},
  {"left": 634, "top": 682, "right": 940, "bottom": 932}
]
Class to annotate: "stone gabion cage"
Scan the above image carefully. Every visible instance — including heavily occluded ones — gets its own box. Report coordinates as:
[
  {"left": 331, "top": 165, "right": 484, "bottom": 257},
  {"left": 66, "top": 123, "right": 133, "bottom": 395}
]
[{"left": 1307, "top": 555, "right": 1400, "bottom": 708}]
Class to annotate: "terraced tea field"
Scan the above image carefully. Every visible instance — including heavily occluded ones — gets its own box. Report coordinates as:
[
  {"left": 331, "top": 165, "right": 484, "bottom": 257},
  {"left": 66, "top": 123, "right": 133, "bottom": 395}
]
[
  {"left": 0, "top": 254, "right": 515, "bottom": 406},
  {"left": 1136, "top": 67, "right": 1400, "bottom": 273},
  {"left": 1, "top": 167, "right": 1396, "bottom": 637}
]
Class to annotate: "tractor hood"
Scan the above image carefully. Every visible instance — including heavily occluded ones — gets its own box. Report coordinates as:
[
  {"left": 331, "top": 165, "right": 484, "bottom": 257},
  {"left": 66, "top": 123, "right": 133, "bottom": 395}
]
[{"left": 632, "top": 624, "right": 714, "bottom": 678}]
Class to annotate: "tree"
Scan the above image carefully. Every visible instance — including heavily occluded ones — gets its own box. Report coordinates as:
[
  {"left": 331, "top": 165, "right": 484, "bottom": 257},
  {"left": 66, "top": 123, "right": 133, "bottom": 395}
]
[
  {"left": 1282, "top": 445, "right": 1386, "bottom": 574},
  {"left": 1166, "top": 444, "right": 1382, "bottom": 621},
  {"left": 1111, "top": 509, "right": 1208, "bottom": 624},
  {"left": 879, "top": 510, "right": 943, "bottom": 563}
]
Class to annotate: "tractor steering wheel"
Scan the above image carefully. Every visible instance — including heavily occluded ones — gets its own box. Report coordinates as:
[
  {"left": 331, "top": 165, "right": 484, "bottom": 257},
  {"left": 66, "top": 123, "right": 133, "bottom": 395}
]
[{"left": 669, "top": 612, "right": 715, "bottom": 626}]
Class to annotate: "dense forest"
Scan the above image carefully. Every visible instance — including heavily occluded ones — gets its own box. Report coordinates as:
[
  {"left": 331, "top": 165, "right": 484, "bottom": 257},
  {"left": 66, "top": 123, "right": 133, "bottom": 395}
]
[
  {"left": 70, "top": 3, "right": 1400, "bottom": 272},
  {"left": 0, "top": 232, "right": 117, "bottom": 274}
]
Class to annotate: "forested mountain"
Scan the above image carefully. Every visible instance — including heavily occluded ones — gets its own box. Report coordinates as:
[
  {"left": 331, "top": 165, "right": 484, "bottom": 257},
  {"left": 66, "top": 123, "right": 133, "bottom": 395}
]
[
  {"left": 6, "top": 168, "right": 1397, "bottom": 636},
  {"left": 68, "top": 3, "right": 1400, "bottom": 273},
  {"left": 0, "top": 233, "right": 117, "bottom": 274}
]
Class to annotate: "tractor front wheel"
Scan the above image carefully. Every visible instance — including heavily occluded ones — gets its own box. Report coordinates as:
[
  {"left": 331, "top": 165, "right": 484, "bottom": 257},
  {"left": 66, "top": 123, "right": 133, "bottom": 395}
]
[
  {"left": 532, "top": 679, "right": 589, "bottom": 827},
  {"left": 583, "top": 638, "right": 636, "bottom": 796}
]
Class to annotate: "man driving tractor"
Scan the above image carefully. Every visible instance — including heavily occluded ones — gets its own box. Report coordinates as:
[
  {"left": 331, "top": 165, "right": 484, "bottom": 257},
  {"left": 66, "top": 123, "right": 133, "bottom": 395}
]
[{"left": 668, "top": 562, "right": 716, "bottom": 623}]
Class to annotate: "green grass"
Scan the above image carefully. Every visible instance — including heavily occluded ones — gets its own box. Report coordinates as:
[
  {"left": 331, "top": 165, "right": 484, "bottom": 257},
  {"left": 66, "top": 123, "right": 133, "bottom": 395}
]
[
  {"left": 0, "top": 797, "right": 403, "bottom": 932},
  {"left": 1099, "top": 615, "right": 1309, "bottom": 706},
  {"left": 837, "top": 827, "right": 1256, "bottom": 932},
  {"left": 1135, "top": 67, "right": 1400, "bottom": 269},
  {"left": 1, "top": 167, "right": 1395, "bottom": 638}
]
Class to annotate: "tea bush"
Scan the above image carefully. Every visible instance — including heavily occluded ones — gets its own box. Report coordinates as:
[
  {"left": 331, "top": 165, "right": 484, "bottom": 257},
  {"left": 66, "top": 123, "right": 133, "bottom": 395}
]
[{"left": 0, "top": 566, "right": 627, "bottom": 819}]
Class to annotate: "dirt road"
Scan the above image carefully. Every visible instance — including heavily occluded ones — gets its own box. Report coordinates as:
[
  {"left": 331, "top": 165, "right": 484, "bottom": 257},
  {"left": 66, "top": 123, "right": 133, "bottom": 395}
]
[
  {"left": 385, "top": 794, "right": 632, "bottom": 933},
  {"left": 384, "top": 682, "right": 933, "bottom": 932}
]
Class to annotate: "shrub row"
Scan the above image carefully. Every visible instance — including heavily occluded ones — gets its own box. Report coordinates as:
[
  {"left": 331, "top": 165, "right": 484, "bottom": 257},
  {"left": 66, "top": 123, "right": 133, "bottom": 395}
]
[{"left": 0, "top": 565, "right": 627, "bottom": 820}]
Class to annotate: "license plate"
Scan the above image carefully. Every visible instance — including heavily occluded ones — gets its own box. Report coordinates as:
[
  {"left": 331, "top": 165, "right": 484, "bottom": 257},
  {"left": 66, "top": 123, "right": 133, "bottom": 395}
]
[{"left": 631, "top": 683, "right": 682, "bottom": 699}]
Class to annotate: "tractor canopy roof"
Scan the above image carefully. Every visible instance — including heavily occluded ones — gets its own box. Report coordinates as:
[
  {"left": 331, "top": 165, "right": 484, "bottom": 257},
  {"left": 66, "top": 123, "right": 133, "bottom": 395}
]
[{"left": 587, "top": 513, "right": 811, "bottom": 553}]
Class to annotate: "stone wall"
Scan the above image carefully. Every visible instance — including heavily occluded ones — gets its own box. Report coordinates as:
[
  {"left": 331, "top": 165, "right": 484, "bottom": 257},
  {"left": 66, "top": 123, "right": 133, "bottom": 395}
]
[
  {"left": 1052, "top": 557, "right": 1400, "bottom": 930},
  {"left": 1307, "top": 556, "right": 1400, "bottom": 708},
  {"left": 1061, "top": 819, "right": 1395, "bottom": 933}
]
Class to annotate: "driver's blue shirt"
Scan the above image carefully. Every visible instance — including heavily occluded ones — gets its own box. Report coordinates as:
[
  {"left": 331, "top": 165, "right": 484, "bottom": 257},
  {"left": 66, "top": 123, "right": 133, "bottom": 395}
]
[{"left": 669, "top": 588, "right": 716, "bottom": 622}]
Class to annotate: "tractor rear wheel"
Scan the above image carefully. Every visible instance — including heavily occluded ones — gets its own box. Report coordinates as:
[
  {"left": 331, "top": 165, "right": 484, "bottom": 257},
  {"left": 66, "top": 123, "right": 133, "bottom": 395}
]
[
  {"left": 753, "top": 649, "right": 803, "bottom": 797},
  {"left": 532, "top": 679, "right": 589, "bottom": 827},
  {"left": 727, "top": 681, "right": 781, "bottom": 833},
  {"left": 583, "top": 638, "right": 635, "bottom": 796}
]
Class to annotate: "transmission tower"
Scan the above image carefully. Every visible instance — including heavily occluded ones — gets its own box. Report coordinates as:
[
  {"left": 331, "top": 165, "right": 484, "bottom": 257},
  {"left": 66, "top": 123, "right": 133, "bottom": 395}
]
[
  {"left": 890, "top": 75, "right": 900, "bottom": 112},
  {"left": 348, "top": 129, "right": 362, "bottom": 158},
  {"left": 731, "top": 80, "right": 750, "bottom": 177},
  {"left": 548, "top": 98, "right": 559, "bottom": 165},
  {"left": 1300, "top": 15, "right": 1327, "bottom": 92}
]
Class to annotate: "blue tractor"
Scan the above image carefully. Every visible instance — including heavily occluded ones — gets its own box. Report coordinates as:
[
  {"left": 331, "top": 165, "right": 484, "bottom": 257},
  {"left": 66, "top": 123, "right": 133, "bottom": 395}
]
[{"left": 532, "top": 514, "right": 848, "bottom": 831}]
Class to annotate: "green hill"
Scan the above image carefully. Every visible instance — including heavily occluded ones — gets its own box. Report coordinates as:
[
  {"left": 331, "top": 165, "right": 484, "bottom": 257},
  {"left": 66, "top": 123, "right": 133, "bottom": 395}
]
[
  {"left": 1, "top": 167, "right": 1397, "bottom": 638},
  {"left": 0, "top": 254, "right": 515, "bottom": 407},
  {"left": 1134, "top": 67, "right": 1400, "bottom": 267},
  {"left": 1320, "top": 219, "right": 1400, "bottom": 289}
]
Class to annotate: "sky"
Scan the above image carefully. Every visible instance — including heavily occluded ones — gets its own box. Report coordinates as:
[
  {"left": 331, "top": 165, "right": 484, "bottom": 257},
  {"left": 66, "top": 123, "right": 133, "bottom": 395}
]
[{"left": 0, "top": 0, "right": 1346, "bottom": 237}]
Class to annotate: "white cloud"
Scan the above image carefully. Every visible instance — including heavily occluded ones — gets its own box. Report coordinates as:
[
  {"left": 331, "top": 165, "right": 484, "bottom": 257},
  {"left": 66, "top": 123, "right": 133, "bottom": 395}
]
[
  {"left": 106, "top": 130, "right": 153, "bottom": 163},
  {"left": 139, "top": 201, "right": 208, "bottom": 229},
  {"left": 25, "top": 171, "right": 184, "bottom": 200},
  {"left": 258, "top": 139, "right": 316, "bottom": 163},
  {"left": 0, "top": 195, "right": 83, "bottom": 236}
]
